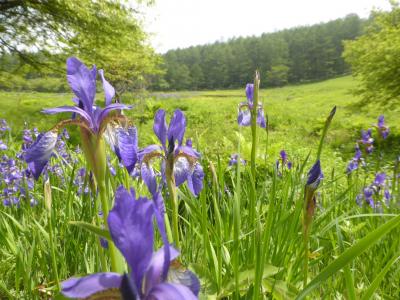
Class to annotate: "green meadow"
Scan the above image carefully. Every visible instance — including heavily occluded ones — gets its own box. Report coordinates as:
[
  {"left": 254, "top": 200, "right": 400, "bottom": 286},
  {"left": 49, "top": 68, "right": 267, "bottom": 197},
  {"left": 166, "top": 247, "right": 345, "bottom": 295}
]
[
  {"left": 0, "top": 75, "right": 399, "bottom": 299},
  {"left": 1, "top": 76, "right": 398, "bottom": 169}
]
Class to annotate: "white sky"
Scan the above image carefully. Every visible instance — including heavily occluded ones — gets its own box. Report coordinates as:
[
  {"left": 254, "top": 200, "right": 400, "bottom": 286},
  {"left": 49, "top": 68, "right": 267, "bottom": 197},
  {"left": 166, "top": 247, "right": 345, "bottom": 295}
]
[{"left": 141, "top": 0, "right": 392, "bottom": 53}]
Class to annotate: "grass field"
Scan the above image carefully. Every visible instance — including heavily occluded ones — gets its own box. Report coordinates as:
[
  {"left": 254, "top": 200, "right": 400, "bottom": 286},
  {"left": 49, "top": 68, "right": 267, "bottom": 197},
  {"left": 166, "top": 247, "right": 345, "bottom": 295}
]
[
  {"left": 0, "top": 75, "right": 399, "bottom": 299},
  {"left": 1, "top": 76, "right": 399, "bottom": 170}
]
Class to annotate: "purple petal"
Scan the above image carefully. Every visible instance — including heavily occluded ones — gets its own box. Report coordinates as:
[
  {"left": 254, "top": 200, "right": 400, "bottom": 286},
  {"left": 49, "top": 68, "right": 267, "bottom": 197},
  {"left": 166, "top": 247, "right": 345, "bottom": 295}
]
[
  {"left": 377, "top": 115, "right": 385, "bottom": 128},
  {"left": 246, "top": 83, "right": 254, "bottom": 107},
  {"left": 187, "top": 163, "right": 204, "bottom": 196},
  {"left": 61, "top": 273, "right": 122, "bottom": 299},
  {"left": 154, "top": 109, "right": 168, "bottom": 149},
  {"left": 24, "top": 131, "right": 58, "bottom": 180},
  {"left": 138, "top": 145, "right": 164, "bottom": 162},
  {"left": 147, "top": 283, "right": 197, "bottom": 300},
  {"left": 168, "top": 267, "right": 201, "bottom": 296},
  {"left": 108, "top": 186, "right": 154, "bottom": 289},
  {"left": 99, "top": 69, "right": 115, "bottom": 106},
  {"left": 168, "top": 110, "right": 186, "bottom": 147},
  {"left": 257, "top": 107, "right": 266, "bottom": 128},
  {"left": 374, "top": 173, "right": 386, "bottom": 186},
  {"left": 144, "top": 246, "right": 179, "bottom": 295},
  {"left": 306, "top": 160, "right": 323, "bottom": 189},
  {"left": 118, "top": 126, "right": 138, "bottom": 174},
  {"left": 175, "top": 145, "right": 200, "bottom": 159},
  {"left": 141, "top": 163, "right": 158, "bottom": 196},
  {"left": 174, "top": 157, "right": 191, "bottom": 186},
  {"left": 66, "top": 57, "right": 96, "bottom": 115},
  {"left": 43, "top": 106, "right": 92, "bottom": 125},
  {"left": 96, "top": 104, "right": 132, "bottom": 131},
  {"left": 238, "top": 109, "right": 251, "bottom": 126}
]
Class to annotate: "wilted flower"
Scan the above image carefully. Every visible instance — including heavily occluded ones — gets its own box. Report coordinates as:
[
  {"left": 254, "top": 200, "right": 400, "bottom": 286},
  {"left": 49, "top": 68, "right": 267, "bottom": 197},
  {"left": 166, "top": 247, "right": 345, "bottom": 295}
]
[
  {"left": 139, "top": 109, "right": 204, "bottom": 197},
  {"left": 61, "top": 186, "right": 199, "bottom": 299},
  {"left": 237, "top": 83, "right": 266, "bottom": 128},
  {"left": 24, "top": 57, "right": 131, "bottom": 182},
  {"left": 374, "top": 115, "right": 389, "bottom": 139}
]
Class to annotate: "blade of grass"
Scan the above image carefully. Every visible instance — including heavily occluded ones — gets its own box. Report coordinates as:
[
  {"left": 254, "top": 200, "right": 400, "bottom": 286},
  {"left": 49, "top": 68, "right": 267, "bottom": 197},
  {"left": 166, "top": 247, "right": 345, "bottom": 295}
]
[{"left": 296, "top": 214, "right": 400, "bottom": 300}]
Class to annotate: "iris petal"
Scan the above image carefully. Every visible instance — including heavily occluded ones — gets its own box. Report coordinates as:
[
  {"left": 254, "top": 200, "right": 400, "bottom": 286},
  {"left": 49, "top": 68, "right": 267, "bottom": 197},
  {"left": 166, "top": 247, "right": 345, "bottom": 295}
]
[
  {"left": 144, "top": 246, "right": 179, "bottom": 295},
  {"left": 43, "top": 106, "right": 92, "bottom": 126},
  {"left": 138, "top": 145, "right": 164, "bottom": 163},
  {"left": 154, "top": 109, "right": 168, "bottom": 150},
  {"left": 99, "top": 69, "right": 115, "bottom": 106},
  {"left": 24, "top": 131, "right": 58, "bottom": 180},
  {"left": 238, "top": 109, "right": 251, "bottom": 126},
  {"left": 96, "top": 104, "right": 131, "bottom": 131},
  {"left": 168, "top": 109, "right": 186, "bottom": 146},
  {"left": 257, "top": 107, "right": 266, "bottom": 128},
  {"left": 174, "top": 157, "right": 191, "bottom": 186},
  {"left": 141, "top": 163, "right": 158, "bottom": 196},
  {"left": 61, "top": 272, "right": 122, "bottom": 299},
  {"left": 108, "top": 186, "right": 154, "bottom": 289},
  {"left": 66, "top": 57, "right": 96, "bottom": 116},
  {"left": 187, "top": 163, "right": 204, "bottom": 197},
  {"left": 147, "top": 283, "right": 197, "bottom": 300},
  {"left": 117, "top": 126, "right": 138, "bottom": 174}
]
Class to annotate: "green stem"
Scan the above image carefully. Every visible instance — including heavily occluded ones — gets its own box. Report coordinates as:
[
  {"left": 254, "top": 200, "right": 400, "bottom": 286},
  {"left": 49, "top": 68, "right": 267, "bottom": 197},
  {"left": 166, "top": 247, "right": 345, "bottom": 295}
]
[
  {"left": 98, "top": 182, "right": 122, "bottom": 273},
  {"left": 166, "top": 156, "right": 180, "bottom": 249},
  {"left": 48, "top": 211, "right": 59, "bottom": 290}
]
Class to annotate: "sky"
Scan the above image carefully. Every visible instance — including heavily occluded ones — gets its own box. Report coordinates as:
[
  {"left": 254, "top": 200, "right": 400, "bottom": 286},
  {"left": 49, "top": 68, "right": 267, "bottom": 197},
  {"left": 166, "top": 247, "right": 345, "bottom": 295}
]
[{"left": 141, "top": 0, "right": 392, "bottom": 53}]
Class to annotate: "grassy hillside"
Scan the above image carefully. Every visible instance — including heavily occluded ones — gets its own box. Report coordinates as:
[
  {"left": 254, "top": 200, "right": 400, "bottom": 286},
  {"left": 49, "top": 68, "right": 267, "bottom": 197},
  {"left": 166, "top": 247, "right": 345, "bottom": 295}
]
[{"left": 0, "top": 76, "right": 398, "bottom": 170}]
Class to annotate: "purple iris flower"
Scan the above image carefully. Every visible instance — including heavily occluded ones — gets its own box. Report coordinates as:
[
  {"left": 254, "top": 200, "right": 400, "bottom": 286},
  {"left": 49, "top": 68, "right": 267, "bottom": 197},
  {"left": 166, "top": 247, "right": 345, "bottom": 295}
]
[
  {"left": 359, "top": 129, "right": 374, "bottom": 154},
  {"left": 139, "top": 109, "right": 204, "bottom": 197},
  {"left": 0, "top": 140, "right": 7, "bottom": 150},
  {"left": 375, "top": 115, "right": 389, "bottom": 139},
  {"left": 104, "top": 125, "right": 138, "bottom": 174},
  {"left": 306, "top": 160, "right": 323, "bottom": 190},
  {"left": 237, "top": 84, "right": 266, "bottom": 128},
  {"left": 356, "top": 172, "right": 391, "bottom": 208},
  {"left": 228, "top": 154, "right": 246, "bottom": 166},
  {"left": 61, "top": 186, "right": 199, "bottom": 299},
  {"left": 276, "top": 150, "right": 292, "bottom": 172},
  {"left": 0, "top": 119, "right": 10, "bottom": 132},
  {"left": 346, "top": 145, "right": 364, "bottom": 174},
  {"left": 23, "top": 57, "right": 131, "bottom": 180},
  {"left": 374, "top": 172, "right": 386, "bottom": 187}
]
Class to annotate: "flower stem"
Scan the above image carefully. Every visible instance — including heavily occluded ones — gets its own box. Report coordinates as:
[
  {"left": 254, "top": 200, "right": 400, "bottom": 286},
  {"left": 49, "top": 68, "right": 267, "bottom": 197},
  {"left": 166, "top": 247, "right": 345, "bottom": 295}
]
[
  {"left": 98, "top": 182, "right": 122, "bottom": 273},
  {"left": 166, "top": 156, "right": 180, "bottom": 249}
]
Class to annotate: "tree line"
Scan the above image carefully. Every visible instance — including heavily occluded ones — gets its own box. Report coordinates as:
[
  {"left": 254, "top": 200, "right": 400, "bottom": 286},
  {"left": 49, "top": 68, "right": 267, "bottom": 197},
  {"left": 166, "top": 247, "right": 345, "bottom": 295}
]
[{"left": 152, "top": 14, "right": 366, "bottom": 90}]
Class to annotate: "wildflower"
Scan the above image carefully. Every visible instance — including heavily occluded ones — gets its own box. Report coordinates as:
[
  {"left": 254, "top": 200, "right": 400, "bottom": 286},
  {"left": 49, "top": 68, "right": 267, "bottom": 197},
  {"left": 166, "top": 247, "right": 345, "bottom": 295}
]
[
  {"left": 228, "top": 154, "right": 246, "bottom": 166},
  {"left": 237, "top": 83, "right": 266, "bottom": 128},
  {"left": 0, "top": 140, "right": 7, "bottom": 150},
  {"left": 0, "top": 119, "right": 9, "bottom": 132},
  {"left": 24, "top": 57, "right": 131, "bottom": 181},
  {"left": 303, "top": 160, "right": 323, "bottom": 231},
  {"left": 276, "top": 150, "right": 292, "bottom": 173},
  {"left": 374, "top": 115, "right": 389, "bottom": 139},
  {"left": 139, "top": 109, "right": 204, "bottom": 197},
  {"left": 356, "top": 172, "right": 391, "bottom": 208},
  {"left": 358, "top": 129, "right": 374, "bottom": 154},
  {"left": 61, "top": 186, "right": 199, "bottom": 299},
  {"left": 346, "top": 145, "right": 364, "bottom": 174}
]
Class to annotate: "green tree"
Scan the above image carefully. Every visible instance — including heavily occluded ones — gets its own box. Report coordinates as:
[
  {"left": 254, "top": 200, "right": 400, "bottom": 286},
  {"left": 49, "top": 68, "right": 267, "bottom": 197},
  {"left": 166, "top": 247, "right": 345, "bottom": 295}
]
[
  {"left": 343, "top": 3, "right": 400, "bottom": 104},
  {"left": 0, "top": 0, "right": 160, "bottom": 92}
]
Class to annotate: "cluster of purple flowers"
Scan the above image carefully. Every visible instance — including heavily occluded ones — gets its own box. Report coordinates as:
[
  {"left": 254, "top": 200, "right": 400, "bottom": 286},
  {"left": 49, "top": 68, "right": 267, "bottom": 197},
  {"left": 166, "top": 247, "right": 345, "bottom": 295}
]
[
  {"left": 237, "top": 83, "right": 266, "bottom": 128},
  {"left": 276, "top": 150, "right": 292, "bottom": 175},
  {"left": 356, "top": 172, "right": 391, "bottom": 209},
  {"left": 0, "top": 155, "right": 36, "bottom": 207},
  {"left": 228, "top": 153, "right": 246, "bottom": 166},
  {"left": 347, "top": 115, "right": 390, "bottom": 174}
]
